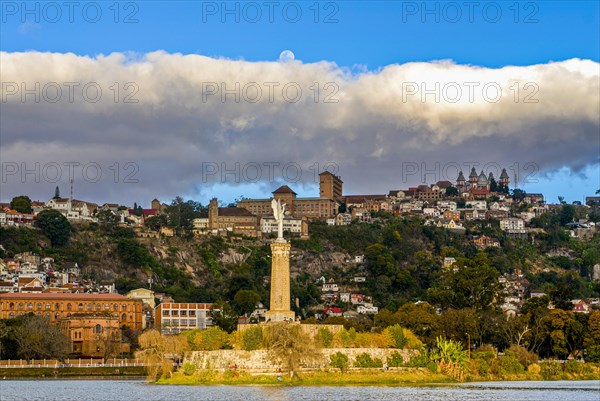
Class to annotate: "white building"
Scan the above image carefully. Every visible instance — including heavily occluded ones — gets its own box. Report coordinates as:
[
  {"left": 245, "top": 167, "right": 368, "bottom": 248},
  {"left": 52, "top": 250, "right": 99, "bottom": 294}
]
[
  {"left": 437, "top": 201, "right": 457, "bottom": 211},
  {"left": 260, "top": 216, "right": 303, "bottom": 234},
  {"left": 466, "top": 200, "right": 487, "bottom": 210},
  {"left": 500, "top": 218, "right": 525, "bottom": 232},
  {"left": 357, "top": 304, "right": 379, "bottom": 314}
]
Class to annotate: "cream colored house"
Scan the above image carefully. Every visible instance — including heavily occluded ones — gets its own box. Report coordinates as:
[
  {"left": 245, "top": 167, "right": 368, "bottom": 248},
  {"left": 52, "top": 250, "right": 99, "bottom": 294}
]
[{"left": 127, "top": 288, "right": 155, "bottom": 309}]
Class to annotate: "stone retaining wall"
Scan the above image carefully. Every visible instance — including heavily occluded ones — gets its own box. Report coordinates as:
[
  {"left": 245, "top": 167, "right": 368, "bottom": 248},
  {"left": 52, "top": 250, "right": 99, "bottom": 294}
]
[{"left": 185, "top": 348, "right": 418, "bottom": 373}]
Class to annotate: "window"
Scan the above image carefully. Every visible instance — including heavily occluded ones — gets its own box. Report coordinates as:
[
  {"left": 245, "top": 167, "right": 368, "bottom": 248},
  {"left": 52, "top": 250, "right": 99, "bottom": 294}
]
[
  {"left": 9, "top": 302, "right": 14, "bottom": 310},
  {"left": 180, "top": 310, "right": 187, "bottom": 316},
  {"left": 94, "top": 324, "right": 103, "bottom": 334},
  {"left": 55, "top": 303, "right": 60, "bottom": 310},
  {"left": 46, "top": 303, "right": 51, "bottom": 310},
  {"left": 87, "top": 303, "right": 92, "bottom": 311},
  {"left": 67, "top": 303, "right": 72, "bottom": 311},
  {"left": 78, "top": 303, "right": 83, "bottom": 311},
  {"left": 27, "top": 303, "right": 33, "bottom": 310},
  {"left": 162, "top": 310, "right": 170, "bottom": 316},
  {"left": 104, "top": 304, "right": 109, "bottom": 310},
  {"left": 95, "top": 303, "right": 101, "bottom": 311},
  {"left": 36, "top": 303, "right": 42, "bottom": 310},
  {"left": 121, "top": 313, "right": 126, "bottom": 320},
  {"left": 113, "top": 304, "right": 118, "bottom": 311},
  {"left": 122, "top": 304, "right": 127, "bottom": 311},
  {"left": 9, "top": 312, "right": 14, "bottom": 318}
]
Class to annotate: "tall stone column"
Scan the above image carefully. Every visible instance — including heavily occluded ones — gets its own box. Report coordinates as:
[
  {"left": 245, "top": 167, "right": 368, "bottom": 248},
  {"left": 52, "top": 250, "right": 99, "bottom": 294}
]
[{"left": 265, "top": 240, "right": 295, "bottom": 322}]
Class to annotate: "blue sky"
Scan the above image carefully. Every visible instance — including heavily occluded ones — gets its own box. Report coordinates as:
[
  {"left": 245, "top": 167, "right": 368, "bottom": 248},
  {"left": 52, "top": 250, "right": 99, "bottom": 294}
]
[{"left": 1, "top": 1, "right": 599, "bottom": 205}]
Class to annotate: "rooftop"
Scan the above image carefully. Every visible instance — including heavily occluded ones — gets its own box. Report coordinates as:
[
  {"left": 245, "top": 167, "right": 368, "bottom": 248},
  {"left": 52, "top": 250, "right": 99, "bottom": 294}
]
[{"left": 0, "top": 293, "right": 131, "bottom": 300}]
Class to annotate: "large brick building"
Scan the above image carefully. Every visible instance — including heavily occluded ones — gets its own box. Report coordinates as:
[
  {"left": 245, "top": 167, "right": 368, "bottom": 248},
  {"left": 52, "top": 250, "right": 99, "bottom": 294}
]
[
  {"left": 0, "top": 293, "right": 144, "bottom": 330},
  {"left": 319, "top": 171, "right": 343, "bottom": 202},
  {"left": 238, "top": 185, "right": 338, "bottom": 220},
  {"left": 0, "top": 293, "right": 143, "bottom": 358},
  {"left": 208, "top": 198, "right": 260, "bottom": 237}
]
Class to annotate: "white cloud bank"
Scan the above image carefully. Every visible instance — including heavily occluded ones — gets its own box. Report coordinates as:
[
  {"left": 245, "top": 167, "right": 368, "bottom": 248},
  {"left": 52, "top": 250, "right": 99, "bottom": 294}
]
[{"left": 1, "top": 51, "right": 598, "bottom": 204}]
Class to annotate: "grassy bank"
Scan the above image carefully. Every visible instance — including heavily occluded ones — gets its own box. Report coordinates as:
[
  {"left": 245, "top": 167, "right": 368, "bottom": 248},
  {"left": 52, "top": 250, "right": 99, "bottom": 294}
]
[
  {"left": 157, "top": 363, "right": 600, "bottom": 386},
  {"left": 0, "top": 366, "right": 146, "bottom": 378},
  {"left": 158, "top": 369, "right": 455, "bottom": 386}
]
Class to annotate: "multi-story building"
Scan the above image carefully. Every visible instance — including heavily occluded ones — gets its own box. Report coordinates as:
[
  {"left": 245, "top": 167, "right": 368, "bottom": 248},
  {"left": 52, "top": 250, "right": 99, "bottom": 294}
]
[
  {"left": 0, "top": 293, "right": 143, "bottom": 329},
  {"left": 59, "top": 315, "right": 129, "bottom": 357},
  {"left": 208, "top": 198, "right": 260, "bottom": 237},
  {"left": 500, "top": 218, "right": 525, "bottom": 232},
  {"left": 0, "top": 208, "right": 35, "bottom": 226},
  {"left": 127, "top": 288, "right": 156, "bottom": 309},
  {"left": 0, "top": 293, "right": 143, "bottom": 358},
  {"left": 238, "top": 185, "right": 337, "bottom": 219},
  {"left": 155, "top": 302, "right": 214, "bottom": 334},
  {"left": 473, "top": 235, "right": 501, "bottom": 250},
  {"left": 260, "top": 215, "right": 308, "bottom": 237},
  {"left": 319, "top": 171, "right": 343, "bottom": 202}
]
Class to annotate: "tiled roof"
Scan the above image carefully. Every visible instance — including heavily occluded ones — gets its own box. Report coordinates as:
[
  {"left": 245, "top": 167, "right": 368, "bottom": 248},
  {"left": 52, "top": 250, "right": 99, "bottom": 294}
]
[
  {"left": 272, "top": 185, "right": 297, "bottom": 195},
  {"left": 218, "top": 207, "right": 255, "bottom": 217},
  {"left": 0, "top": 293, "right": 130, "bottom": 300}
]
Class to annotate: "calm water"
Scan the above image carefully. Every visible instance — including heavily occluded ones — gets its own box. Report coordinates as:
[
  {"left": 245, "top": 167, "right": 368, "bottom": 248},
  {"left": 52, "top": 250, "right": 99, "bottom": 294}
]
[{"left": 0, "top": 380, "right": 598, "bottom": 401}]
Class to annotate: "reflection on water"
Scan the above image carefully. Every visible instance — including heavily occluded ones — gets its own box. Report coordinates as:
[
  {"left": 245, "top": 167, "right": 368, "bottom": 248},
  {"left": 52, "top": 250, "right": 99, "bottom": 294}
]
[{"left": 0, "top": 380, "right": 598, "bottom": 401}]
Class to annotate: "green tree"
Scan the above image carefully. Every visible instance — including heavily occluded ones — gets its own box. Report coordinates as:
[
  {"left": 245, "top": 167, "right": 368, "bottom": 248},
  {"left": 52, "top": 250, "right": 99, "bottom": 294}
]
[
  {"left": 445, "top": 186, "right": 459, "bottom": 197},
  {"left": 13, "top": 315, "right": 70, "bottom": 360},
  {"left": 317, "top": 327, "right": 334, "bottom": 348},
  {"left": 387, "top": 324, "right": 408, "bottom": 348},
  {"left": 540, "top": 309, "right": 584, "bottom": 358},
  {"left": 241, "top": 326, "right": 264, "bottom": 350},
  {"left": 192, "top": 326, "right": 230, "bottom": 350},
  {"left": 34, "top": 209, "right": 72, "bottom": 247},
  {"left": 330, "top": 351, "right": 349, "bottom": 372},
  {"left": 10, "top": 196, "right": 33, "bottom": 214},
  {"left": 559, "top": 204, "right": 576, "bottom": 226},
  {"left": 428, "top": 255, "right": 502, "bottom": 311},
  {"left": 233, "top": 290, "right": 260, "bottom": 315}
]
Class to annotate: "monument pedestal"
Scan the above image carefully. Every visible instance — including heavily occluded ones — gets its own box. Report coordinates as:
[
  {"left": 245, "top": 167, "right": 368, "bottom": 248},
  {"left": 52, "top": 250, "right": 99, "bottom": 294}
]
[{"left": 266, "top": 240, "right": 295, "bottom": 322}]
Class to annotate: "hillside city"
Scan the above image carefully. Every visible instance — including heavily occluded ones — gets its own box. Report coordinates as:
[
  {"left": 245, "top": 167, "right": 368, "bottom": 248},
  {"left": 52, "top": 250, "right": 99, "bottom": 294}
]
[{"left": 1, "top": 169, "right": 599, "bottom": 363}]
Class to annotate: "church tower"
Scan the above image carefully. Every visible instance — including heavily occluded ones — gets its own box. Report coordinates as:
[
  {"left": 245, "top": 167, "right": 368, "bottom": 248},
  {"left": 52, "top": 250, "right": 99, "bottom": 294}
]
[
  {"left": 500, "top": 168, "right": 510, "bottom": 187},
  {"left": 208, "top": 198, "right": 219, "bottom": 230},
  {"left": 469, "top": 167, "right": 478, "bottom": 189}
]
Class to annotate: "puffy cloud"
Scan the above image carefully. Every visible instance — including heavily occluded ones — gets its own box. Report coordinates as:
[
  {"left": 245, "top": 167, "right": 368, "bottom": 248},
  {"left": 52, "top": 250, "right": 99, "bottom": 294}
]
[{"left": 0, "top": 51, "right": 598, "bottom": 203}]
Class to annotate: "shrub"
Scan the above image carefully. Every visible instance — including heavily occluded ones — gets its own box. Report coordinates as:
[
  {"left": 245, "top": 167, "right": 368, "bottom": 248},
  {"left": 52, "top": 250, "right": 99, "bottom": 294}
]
[
  {"left": 406, "top": 353, "right": 430, "bottom": 368},
  {"left": 490, "top": 355, "right": 525, "bottom": 375},
  {"left": 317, "top": 328, "right": 333, "bottom": 348},
  {"left": 585, "top": 345, "right": 600, "bottom": 363},
  {"left": 564, "top": 360, "right": 583, "bottom": 374},
  {"left": 182, "top": 362, "right": 196, "bottom": 376},
  {"left": 540, "top": 361, "right": 563, "bottom": 380},
  {"left": 354, "top": 352, "right": 383, "bottom": 368},
  {"left": 330, "top": 352, "right": 349, "bottom": 372},
  {"left": 527, "top": 363, "right": 541, "bottom": 375},
  {"left": 387, "top": 351, "right": 404, "bottom": 367},
  {"left": 242, "top": 326, "right": 263, "bottom": 351},
  {"left": 506, "top": 345, "right": 538, "bottom": 368},
  {"left": 470, "top": 358, "right": 490, "bottom": 376}
]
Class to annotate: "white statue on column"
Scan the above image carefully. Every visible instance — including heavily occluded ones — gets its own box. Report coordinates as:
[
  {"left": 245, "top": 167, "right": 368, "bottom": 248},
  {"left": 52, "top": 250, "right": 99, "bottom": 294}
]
[{"left": 271, "top": 199, "right": 286, "bottom": 242}]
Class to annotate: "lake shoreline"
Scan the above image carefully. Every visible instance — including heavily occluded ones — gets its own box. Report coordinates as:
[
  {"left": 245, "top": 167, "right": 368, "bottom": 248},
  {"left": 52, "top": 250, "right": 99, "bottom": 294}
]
[{"left": 155, "top": 369, "right": 600, "bottom": 387}]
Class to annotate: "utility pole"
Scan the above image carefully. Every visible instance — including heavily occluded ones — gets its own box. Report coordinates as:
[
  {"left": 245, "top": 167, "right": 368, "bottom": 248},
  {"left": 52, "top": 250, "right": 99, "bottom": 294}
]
[{"left": 466, "top": 333, "right": 471, "bottom": 360}]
